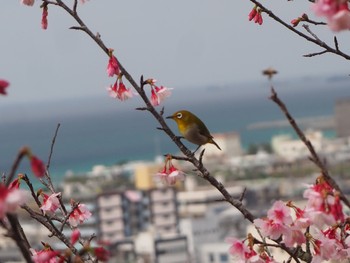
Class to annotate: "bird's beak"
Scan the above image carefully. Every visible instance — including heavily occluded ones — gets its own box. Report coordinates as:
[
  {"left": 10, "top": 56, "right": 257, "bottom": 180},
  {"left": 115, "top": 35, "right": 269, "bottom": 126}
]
[{"left": 166, "top": 115, "right": 173, "bottom": 119}]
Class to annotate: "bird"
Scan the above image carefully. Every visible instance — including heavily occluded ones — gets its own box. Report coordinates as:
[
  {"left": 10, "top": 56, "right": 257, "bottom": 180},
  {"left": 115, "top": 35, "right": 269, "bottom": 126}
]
[{"left": 166, "top": 110, "right": 221, "bottom": 153}]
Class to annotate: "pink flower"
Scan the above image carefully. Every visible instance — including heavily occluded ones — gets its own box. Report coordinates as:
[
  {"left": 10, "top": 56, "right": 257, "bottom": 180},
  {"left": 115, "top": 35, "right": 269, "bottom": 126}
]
[
  {"left": 283, "top": 225, "right": 306, "bottom": 247},
  {"left": 303, "top": 179, "right": 345, "bottom": 224},
  {"left": 0, "top": 79, "right": 9, "bottom": 95},
  {"left": 254, "top": 12, "right": 263, "bottom": 25},
  {"left": 150, "top": 88, "right": 160, "bottom": 106},
  {"left": 310, "top": 231, "right": 340, "bottom": 262},
  {"left": 248, "top": 7, "right": 258, "bottom": 21},
  {"left": 254, "top": 218, "right": 289, "bottom": 240},
  {"left": 155, "top": 156, "right": 185, "bottom": 186},
  {"left": 30, "top": 156, "right": 46, "bottom": 178},
  {"left": 40, "top": 192, "right": 61, "bottom": 215},
  {"left": 69, "top": 204, "right": 92, "bottom": 227},
  {"left": 71, "top": 229, "right": 80, "bottom": 245},
  {"left": 312, "top": 0, "right": 350, "bottom": 31},
  {"left": 226, "top": 237, "right": 250, "bottom": 258},
  {"left": 93, "top": 247, "right": 110, "bottom": 262},
  {"left": 291, "top": 18, "right": 301, "bottom": 27},
  {"left": 248, "top": 6, "right": 263, "bottom": 25},
  {"left": 8, "top": 176, "right": 22, "bottom": 190},
  {"left": 267, "top": 201, "right": 293, "bottom": 225},
  {"left": 155, "top": 167, "right": 169, "bottom": 184},
  {"left": 150, "top": 86, "right": 172, "bottom": 106},
  {"left": 30, "top": 249, "right": 60, "bottom": 263},
  {"left": 107, "top": 79, "right": 133, "bottom": 101},
  {"left": 166, "top": 166, "right": 185, "bottom": 185},
  {"left": 328, "top": 8, "right": 350, "bottom": 31},
  {"left": 21, "top": 0, "right": 35, "bottom": 6},
  {"left": 0, "top": 184, "right": 27, "bottom": 219},
  {"left": 41, "top": 5, "right": 48, "bottom": 30},
  {"left": 106, "top": 49, "right": 120, "bottom": 77},
  {"left": 312, "top": 0, "right": 338, "bottom": 18}
]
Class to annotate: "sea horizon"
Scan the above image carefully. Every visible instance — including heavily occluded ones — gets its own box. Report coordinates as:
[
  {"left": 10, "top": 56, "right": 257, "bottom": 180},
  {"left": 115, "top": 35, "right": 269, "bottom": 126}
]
[{"left": 1, "top": 75, "right": 350, "bottom": 185}]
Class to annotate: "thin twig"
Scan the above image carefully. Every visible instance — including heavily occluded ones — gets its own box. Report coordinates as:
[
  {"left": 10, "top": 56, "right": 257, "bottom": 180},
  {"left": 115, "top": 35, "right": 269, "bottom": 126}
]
[
  {"left": 47, "top": 123, "right": 60, "bottom": 171},
  {"left": 6, "top": 149, "right": 26, "bottom": 187},
  {"left": 303, "top": 50, "right": 328, "bottom": 57}
]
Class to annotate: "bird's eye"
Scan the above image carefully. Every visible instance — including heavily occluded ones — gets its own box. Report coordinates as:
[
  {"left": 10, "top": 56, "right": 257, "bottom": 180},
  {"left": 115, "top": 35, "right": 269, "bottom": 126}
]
[{"left": 176, "top": 113, "right": 182, "bottom": 119}]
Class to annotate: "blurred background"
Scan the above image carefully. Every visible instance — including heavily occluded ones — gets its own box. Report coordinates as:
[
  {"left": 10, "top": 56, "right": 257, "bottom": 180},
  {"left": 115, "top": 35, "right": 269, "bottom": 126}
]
[{"left": 2, "top": 1, "right": 350, "bottom": 262}]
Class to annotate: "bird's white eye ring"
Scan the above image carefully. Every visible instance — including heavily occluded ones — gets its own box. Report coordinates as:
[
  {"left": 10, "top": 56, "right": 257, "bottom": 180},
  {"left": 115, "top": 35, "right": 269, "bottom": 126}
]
[{"left": 176, "top": 113, "right": 182, "bottom": 119}]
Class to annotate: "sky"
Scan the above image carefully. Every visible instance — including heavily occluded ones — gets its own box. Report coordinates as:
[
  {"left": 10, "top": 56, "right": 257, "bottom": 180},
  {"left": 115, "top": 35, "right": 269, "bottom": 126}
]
[{"left": 1, "top": 0, "right": 350, "bottom": 109}]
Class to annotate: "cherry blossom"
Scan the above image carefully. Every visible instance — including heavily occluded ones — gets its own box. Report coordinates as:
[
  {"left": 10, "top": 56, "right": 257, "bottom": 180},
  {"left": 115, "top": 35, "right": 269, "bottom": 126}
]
[
  {"left": 106, "top": 49, "right": 120, "bottom": 77},
  {"left": 21, "top": 0, "right": 35, "bottom": 6},
  {"left": 30, "top": 155, "right": 46, "bottom": 178},
  {"left": 150, "top": 86, "right": 173, "bottom": 106},
  {"left": 166, "top": 166, "right": 185, "bottom": 185},
  {"left": 267, "top": 200, "right": 293, "bottom": 225},
  {"left": 248, "top": 6, "right": 263, "bottom": 25},
  {"left": 42, "top": 5, "right": 48, "bottom": 30},
  {"left": 71, "top": 229, "right": 80, "bottom": 245},
  {"left": 146, "top": 79, "right": 172, "bottom": 106},
  {"left": 303, "top": 177, "right": 345, "bottom": 225},
  {"left": 69, "top": 203, "right": 92, "bottom": 227},
  {"left": 0, "top": 183, "right": 27, "bottom": 219},
  {"left": 312, "top": 0, "right": 350, "bottom": 31},
  {"left": 0, "top": 79, "right": 9, "bottom": 95},
  {"left": 40, "top": 192, "right": 61, "bottom": 215},
  {"left": 30, "top": 248, "right": 60, "bottom": 263},
  {"left": 107, "top": 79, "right": 133, "bottom": 101},
  {"left": 155, "top": 155, "right": 185, "bottom": 186},
  {"left": 93, "top": 247, "right": 110, "bottom": 262}
]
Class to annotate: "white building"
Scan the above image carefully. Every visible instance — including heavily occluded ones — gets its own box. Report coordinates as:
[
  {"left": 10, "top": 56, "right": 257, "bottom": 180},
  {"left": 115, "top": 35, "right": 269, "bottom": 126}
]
[
  {"left": 271, "top": 130, "right": 324, "bottom": 162},
  {"left": 201, "top": 131, "right": 243, "bottom": 159}
]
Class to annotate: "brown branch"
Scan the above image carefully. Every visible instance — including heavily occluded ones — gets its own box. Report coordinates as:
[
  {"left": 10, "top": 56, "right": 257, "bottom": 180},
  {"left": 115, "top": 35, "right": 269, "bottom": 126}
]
[
  {"left": 269, "top": 87, "right": 350, "bottom": 208},
  {"left": 21, "top": 204, "right": 78, "bottom": 255},
  {"left": 249, "top": 0, "right": 350, "bottom": 60},
  {"left": 47, "top": 123, "right": 60, "bottom": 172},
  {"left": 303, "top": 50, "right": 328, "bottom": 57},
  {"left": 6, "top": 214, "right": 33, "bottom": 263}
]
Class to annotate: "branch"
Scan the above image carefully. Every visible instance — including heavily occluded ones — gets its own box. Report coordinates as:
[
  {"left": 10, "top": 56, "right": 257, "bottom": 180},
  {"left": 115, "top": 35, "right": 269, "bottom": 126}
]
[
  {"left": 21, "top": 204, "right": 78, "bottom": 255},
  {"left": 6, "top": 214, "right": 33, "bottom": 263},
  {"left": 249, "top": 0, "right": 350, "bottom": 60},
  {"left": 269, "top": 87, "right": 350, "bottom": 208}
]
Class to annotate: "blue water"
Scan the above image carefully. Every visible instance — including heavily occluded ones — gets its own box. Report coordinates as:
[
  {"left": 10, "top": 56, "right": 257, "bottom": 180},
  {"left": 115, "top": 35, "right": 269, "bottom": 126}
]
[{"left": 1, "top": 76, "right": 350, "bottom": 184}]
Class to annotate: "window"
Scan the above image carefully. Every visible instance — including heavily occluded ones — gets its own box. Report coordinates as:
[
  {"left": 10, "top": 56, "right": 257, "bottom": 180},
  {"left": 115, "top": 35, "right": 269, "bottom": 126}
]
[
  {"left": 219, "top": 253, "right": 228, "bottom": 262},
  {"left": 208, "top": 253, "right": 214, "bottom": 262}
]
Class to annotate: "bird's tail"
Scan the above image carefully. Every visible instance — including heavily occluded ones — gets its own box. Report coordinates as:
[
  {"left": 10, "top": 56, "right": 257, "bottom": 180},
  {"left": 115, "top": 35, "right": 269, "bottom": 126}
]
[{"left": 210, "top": 139, "right": 221, "bottom": 150}]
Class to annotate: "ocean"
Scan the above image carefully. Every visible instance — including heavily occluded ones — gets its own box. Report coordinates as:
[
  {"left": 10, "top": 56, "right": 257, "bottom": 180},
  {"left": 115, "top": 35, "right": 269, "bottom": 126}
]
[{"left": 1, "top": 75, "right": 350, "bottom": 184}]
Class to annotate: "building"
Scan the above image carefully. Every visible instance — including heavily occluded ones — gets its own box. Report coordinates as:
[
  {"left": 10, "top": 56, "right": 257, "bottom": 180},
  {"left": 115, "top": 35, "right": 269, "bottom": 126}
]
[
  {"left": 97, "top": 187, "right": 179, "bottom": 242},
  {"left": 271, "top": 130, "right": 324, "bottom": 162},
  {"left": 335, "top": 98, "right": 350, "bottom": 137},
  {"left": 201, "top": 131, "right": 242, "bottom": 159},
  {"left": 199, "top": 243, "right": 232, "bottom": 263}
]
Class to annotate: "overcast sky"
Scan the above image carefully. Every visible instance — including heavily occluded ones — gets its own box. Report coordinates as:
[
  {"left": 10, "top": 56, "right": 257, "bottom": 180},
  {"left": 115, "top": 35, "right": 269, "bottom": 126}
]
[{"left": 1, "top": 0, "right": 350, "bottom": 108}]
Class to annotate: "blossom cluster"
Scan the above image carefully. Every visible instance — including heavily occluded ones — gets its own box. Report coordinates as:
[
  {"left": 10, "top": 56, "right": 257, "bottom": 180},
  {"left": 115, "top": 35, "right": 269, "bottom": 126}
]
[
  {"left": 248, "top": 6, "right": 263, "bottom": 25},
  {"left": 106, "top": 49, "right": 172, "bottom": 105},
  {"left": 227, "top": 176, "right": 350, "bottom": 263}
]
